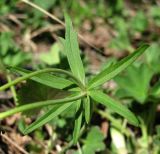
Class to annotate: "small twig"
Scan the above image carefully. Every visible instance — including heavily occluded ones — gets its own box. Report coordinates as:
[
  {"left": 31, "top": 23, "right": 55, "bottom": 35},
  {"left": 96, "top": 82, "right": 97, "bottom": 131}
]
[
  {"left": 0, "top": 132, "right": 29, "bottom": 154},
  {"left": 7, "top": 14, "right": 24, "bottom": 27},
  {"left": 31, "top": 25, "right": 63, "bottom": 38},
  {"left": 21, "top": 0, "right": 64, "bottom": 26},
  {"left": 6, "top": 74, "right": 18, "bottom": 105},
  {"left": 21, "top": 0, "right": 102, "bottom": 53}
]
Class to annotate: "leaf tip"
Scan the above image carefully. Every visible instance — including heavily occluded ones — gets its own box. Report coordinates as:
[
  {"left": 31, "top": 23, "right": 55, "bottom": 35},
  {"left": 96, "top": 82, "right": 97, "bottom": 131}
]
[{"left": 129, "top": 115, "right": 140, "bottom": 127}]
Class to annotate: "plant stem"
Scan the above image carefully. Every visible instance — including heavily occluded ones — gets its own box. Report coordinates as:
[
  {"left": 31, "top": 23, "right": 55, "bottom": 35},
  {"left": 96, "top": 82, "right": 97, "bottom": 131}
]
[
  {"left": 21, "top": 0, "right": 65, "bottom": 26},
  {"left": 0, "top": 92, "right": 86, "bottom": 119},
  {"left": 60, "top": 125, "right": 85, "bottom": 154},
  {"left": 97, "top": 109, "right": 131, "bottom": 137},
  {"left": 0, "top": 68, "right": 85, "bottom": 91},
  {"left": 6, "top": 74, "right": 18, "bottom": 105}
]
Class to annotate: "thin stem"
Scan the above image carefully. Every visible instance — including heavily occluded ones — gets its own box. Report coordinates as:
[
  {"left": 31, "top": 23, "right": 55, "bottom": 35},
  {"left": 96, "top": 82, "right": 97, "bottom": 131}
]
[
  {"left": 6, "top": 74, "right": 18, "bottom": 105},
  {"left": 21, "top": 0, "right": 65, "bottom": 26},
  {"left": 0, "top": 92, "right": 86, "bottom": 119},
  {"left": 60, "top": 125, "right": 85, "bottom": 154},
  {"left": 0, "top": 68, "right": 85, "bottom": 91},
  {"left": 96, "top": 109, "right": 131, "bottom": 137}
]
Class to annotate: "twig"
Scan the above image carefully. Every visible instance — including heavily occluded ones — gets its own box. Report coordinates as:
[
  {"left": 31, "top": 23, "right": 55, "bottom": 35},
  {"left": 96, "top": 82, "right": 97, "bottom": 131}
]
[
  {"left": 31, "top": 25, "right": 63, "bottom": 38},
  {"left": 21, "top": 0, "right": 102, "bottom": 53},
  {"left": 0, "top": 132, "right": 29, "bottom": 154},
  {"left": 21, "top": 0, "right": 64, "bottom": 26}
]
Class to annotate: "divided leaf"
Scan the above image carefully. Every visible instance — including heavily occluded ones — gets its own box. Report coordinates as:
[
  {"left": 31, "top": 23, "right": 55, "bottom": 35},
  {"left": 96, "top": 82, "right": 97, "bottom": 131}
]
[
  {"left": 63, "top": 14, "right": 85, "bottom": 84},
  {"left": 23, "top": 102, "right": 74, "bottom": 134},
  {"left": 9, "top": 67, "right": 73, "bottom": 89},
  {"left": 88, "top": 44, "right": 149, "bottom": 89},
  {"left": 89, "top": 90, "right": 139, "bottom": 126},
  {"left": 115, "top": 64, "right": 153, "bottom": 103},
  {"left": 82, "top": 126, "right": 105, "bottom": 154}
]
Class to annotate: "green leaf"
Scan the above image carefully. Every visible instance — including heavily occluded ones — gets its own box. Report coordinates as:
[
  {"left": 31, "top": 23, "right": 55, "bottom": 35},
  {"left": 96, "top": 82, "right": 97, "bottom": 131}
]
[
  {"left": 39, "top": 43, "right": 60, "bottom": 65},
  {"left": 18, "top": 80, "right": 71, "bottom": 116},
  {"left": 89, "top": 90, "right": 139, "bottom": 126},
  {"left": 82, "top": 126, "right": 105, "bottom": 154},
  {"left": 23, "top": 102, "right": 74, "bottom": 134},
  {"left": 0, "top": 32, "right": 14, "bottom": 56},
  {"left": 4, "top": 52, "right": 31, "bottom": 67},
  {"left": 84, "top": 96, "right": 91, "bottom": 124},
  {"left": 64, "top": 14, "right": 85, "bottom": 84},
  {"left": 150, "top": 6, "right": 160, "bottom": 27},
  {"left": 130, "top": 11, "right": 148, "bottom": 32},
  {"left": 9, "top": 67, "right": 73, "bottom": 89},
  {"left": 88, "top": 44, "right": 149, "bottom": 89},
  {"left": 115, "top": 64, "right": 153, "bottom": 103},
  {"left": 145, "top": 43, "right": 160, "bottom": 73},
  {"left": 151, "top": 80, "right": 160, "bottom": 99},
  {"left": 109, "top": 17, "right": 131, "bottom": 51},
  {"left": 73, "top": 100, "right": 82, "bottom": 144}
]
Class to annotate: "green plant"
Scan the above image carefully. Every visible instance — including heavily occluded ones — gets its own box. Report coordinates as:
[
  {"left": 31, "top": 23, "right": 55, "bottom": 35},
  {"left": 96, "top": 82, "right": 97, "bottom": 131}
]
[
  {"left": 0, "top": 32, "right": 31, "bottom": 67},
  {"left": 81, "top": 126, "right": 105, "bottom": 154},
  {"left": 0, "top": 31, "right": 31, "bottom": 104},
  {"left": 0, "top": 14, "right": 149, "bottom": 144},
  {"left": 111, "top": 44, "right": 160, "bottom": 153}
]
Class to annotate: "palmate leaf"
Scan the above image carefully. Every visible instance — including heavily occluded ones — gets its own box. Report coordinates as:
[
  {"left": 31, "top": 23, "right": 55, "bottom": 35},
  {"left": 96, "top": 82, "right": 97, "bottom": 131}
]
[
  {"left": 115, "top": 64, "right": 153, "bottom": 103},
  {"left": 23, "top": 102, "right": 74, "bottom": 134},
  {"left": 9, "top": 66, "right": 73, "bottom": 89},
  {"left": 89, "top": 90, "right": 139, "bottom": 126},
  {"left": 82, "top": 126, "right": 105, "bottom": 154},
  {"left": 88, "top": 44, "right": 149, "bottom": 89},
  {"left": 73, "top": 100, "right": 82, "bottom": 144},
  {"left": 63, "top": 14, "right": 85, "bottom": 84}
]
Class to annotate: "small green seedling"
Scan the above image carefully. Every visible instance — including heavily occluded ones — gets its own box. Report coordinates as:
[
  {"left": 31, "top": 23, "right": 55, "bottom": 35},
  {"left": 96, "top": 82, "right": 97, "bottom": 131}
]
[{"left": 0, "top": 14, "right": 149, "bottom": 144}]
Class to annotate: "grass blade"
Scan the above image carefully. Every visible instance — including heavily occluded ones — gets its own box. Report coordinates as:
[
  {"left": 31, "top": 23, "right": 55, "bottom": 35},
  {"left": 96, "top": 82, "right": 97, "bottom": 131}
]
[
  {"left": 84, "top": 96, "right": 91, "bottom": 124},
  {"left": 89, "top": 90, "right": 139, "bottom": 126},
  {"left": 88, "top": 44, "right": 149, "bottom": 89},
  {"left": 73, "top": 100, "right": 83, "bottom": 144},
  {"left": 9, "top": 67, "right": 73, "bottom": 89},
  {"left": 64, "top": 14, "right": 85, "bottom": 84},
  {"left": 24, "top": 102, "right": 74, "bottom": 134}
]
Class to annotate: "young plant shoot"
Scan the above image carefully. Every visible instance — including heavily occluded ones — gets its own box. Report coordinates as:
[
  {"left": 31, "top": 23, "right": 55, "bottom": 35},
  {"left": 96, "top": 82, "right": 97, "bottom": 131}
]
[{"left": 0, "top": 14, "right": 149, "bottom": 144}]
